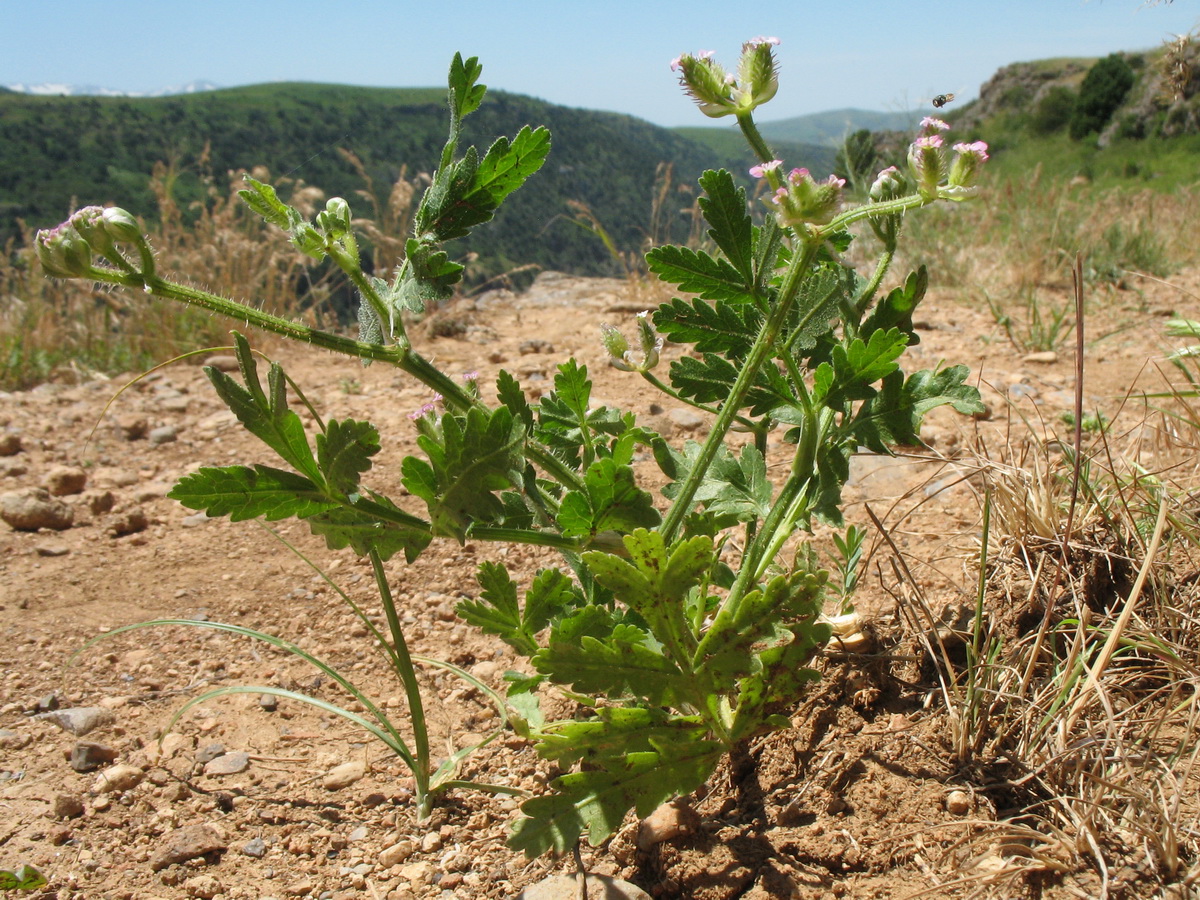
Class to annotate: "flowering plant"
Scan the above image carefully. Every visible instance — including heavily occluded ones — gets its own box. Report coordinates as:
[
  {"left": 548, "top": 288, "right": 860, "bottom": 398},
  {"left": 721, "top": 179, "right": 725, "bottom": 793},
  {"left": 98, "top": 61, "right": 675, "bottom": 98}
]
[{"left": 39, "top": 42, "right": 986, "bottom": 856}]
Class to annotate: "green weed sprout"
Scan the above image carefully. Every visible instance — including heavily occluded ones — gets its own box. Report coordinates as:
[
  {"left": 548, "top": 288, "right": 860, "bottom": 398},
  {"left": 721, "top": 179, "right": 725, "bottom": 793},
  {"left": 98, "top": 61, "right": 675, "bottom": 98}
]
[
  {"left": 38, "top": 42, "right": 988, "bottom": 855},
  {"left": 0, "top": 866, "right": 46, "bottom": 893}
]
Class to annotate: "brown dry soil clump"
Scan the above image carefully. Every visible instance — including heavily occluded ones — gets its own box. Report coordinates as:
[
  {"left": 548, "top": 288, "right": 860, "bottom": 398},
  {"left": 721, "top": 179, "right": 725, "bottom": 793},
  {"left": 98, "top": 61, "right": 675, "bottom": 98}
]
[{"left": 0, "top": 271, "right": 1196, "bottom": 899}]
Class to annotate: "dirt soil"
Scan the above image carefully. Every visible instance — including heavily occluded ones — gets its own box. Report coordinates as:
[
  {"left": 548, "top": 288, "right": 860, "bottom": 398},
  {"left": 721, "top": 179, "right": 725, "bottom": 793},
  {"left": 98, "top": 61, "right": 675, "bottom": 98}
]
[{"left": 0, "top": 270, "right": 1195, "bottom": 900}]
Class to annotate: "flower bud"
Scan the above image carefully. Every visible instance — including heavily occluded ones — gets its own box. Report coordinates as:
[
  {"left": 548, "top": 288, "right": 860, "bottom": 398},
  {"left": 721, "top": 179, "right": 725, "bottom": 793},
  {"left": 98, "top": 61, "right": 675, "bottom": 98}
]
[
  {"left": 317, "top": 197, "right": 352, "bottom": 236},
  {"left": 867, "top": 166, "right": 908, "bottom": 244},
  {"left": 945, "top": 141, "right": 989, "bottom": 194},
  {"left": 868, "top": 165, "right": 908, "bottom": 203},
  {"left": 734, "top": 37, "right": 781, "bottom": 113},
  {"left": 68, "top": 206, "right": 115, "bottom": 255},
  {"left": 907, "top": 134, "right": 946, "bottom": 199},
  {"left": 101, "top": 207, "right": 142, "bottom": 244},
  {"left": 635, "top": 311, "right": 663, "bottom": 371},
  {"left": 767, "top": 168, "right": 845, "bottom": 227},
  {"left": 671, "top": 51, "right": 737, "bottom": 118},
  {"left": 600, "top": 323, "right": 636, "bottom": 372},
  {"left": 34, "top": 223, "right": 94, "bottom": 278},
  {"left": 601, "top": 317, "right": 661, "bottom": 373}
]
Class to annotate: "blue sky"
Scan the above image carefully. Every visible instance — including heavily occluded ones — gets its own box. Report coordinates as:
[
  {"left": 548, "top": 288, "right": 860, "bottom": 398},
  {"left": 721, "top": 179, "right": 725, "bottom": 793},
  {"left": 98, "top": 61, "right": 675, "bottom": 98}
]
[{"left": 3, "top": 1, "right": 1197, "bottom": 126}]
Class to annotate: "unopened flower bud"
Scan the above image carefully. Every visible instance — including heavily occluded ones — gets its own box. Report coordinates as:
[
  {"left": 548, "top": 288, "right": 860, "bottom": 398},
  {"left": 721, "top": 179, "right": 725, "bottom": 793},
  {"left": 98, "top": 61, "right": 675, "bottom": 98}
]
[
  {"left": 635, "top": 311, "right": 663, "bottom": 371},
  {"left": 867, "top": 166, "right": 909, "bottom": 244},
  {"left": 869, "top": 165, "right": 908, "bottom": 202},
  {"left": 734, "top": 37, "right": 781, "bottom": 113},
  {"left": 68, "top": 206, "right": 115, "bottom": 256},
  {"left": 318, "top": 197, "right": 352, "bottom": 235},
  {"left": 908, "top": 134, "right": 946, "bottom": 199},
  {"left": 34, "top": 223, "right": 94, "bottom": 278},
  {"left": 671, "top": 51, "right": 737, "bottom": 118},
  {"left": 600, "top": 323, "right": 636, "bottom": 372},
  {"left": 101, "top": 207, "right": 142, "bottom": 243}
]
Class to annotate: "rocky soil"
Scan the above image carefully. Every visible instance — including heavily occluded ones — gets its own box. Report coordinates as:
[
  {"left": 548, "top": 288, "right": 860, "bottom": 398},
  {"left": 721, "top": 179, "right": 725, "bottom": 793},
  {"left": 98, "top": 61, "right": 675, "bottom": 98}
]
[{"left": 0, "top": 270, "right": 1194, "bottom": 899}]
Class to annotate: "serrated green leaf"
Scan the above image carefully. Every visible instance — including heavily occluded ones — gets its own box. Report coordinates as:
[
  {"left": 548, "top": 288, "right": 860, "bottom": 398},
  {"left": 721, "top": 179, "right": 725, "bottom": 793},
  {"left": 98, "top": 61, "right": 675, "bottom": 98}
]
[
  {"left": 863, "top": 265, "right": 927, "bottom": 345},
  {"left": 534, "top": 623, "right": 686, "bottom": 706},
  {"left": 448, "top": 52, "right": 486, "bottom": 122},
  {"left": 786, "top": 264, "right": 843, "bottom": 354},
  {"left": 667, "top": 353, "right": 789, "bottom": 415},
  {"left": 238, "top": 176, "right": 294, "bottom": 230},
  {"left": 169, "top": 465, "right": 334, "bottom": 522},
  {"left": 476, "top": 125, "right": 552, "bottom": 206},
  {"left": 205, "top": 337, "right": 319, "bottom": 482},
  {"left": 697, "top": 168, "right": 754, "bottom": 283},
  {"left": 508, "top": 737, "right": 722, "bottom": 856},
  {"left": 582, "top": 530, "right": 711, "bottom": 659},
  {"left": 818, "top": 328, "right": 909, "bottom": 408},
  {"left": 661, "top": 442, "right": 771, "bottom": 522},
  {"left": 456, "top": 563, "right": 578, "bottom": 657},
  {"left": 653, "top": 296, "right": 760, "bottom": 356},
  {"left": 497, "top": 370, "right": 533, "bottom": 431},
  {"left": 645, "top": 245, "right": 750, "bottom": 301},
  {"left": 851, "top": 365, "right": 983, "bottom": 452},
  {"left": 694, "top": 571, "right": 827, "bottom": 691},
  {"left": 532, "top": 707, "right": 707, "bottom": 769},
  {"left": 401, "top": 406, "right": 526, "bottom": 540},
  {"left": 317, "top": 418, "right": 379, "bottom": 495},
  {"left": 557, "top": 458, "right": 660, "bottom": 540},
  {"left": 304, "top": 504, "right": 432, "bottom": 563}
]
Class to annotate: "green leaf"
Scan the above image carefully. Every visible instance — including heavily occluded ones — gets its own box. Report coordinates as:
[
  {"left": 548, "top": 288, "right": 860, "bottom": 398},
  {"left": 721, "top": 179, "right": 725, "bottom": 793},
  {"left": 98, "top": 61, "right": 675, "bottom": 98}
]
[
  {"left": 238, "top": 175, "right": 295, "bottom": 230},
  {"left": 645, "top": 245, "right": 750, "bottom": 301},
  {"left": 653, "top": 296, "right": 760, "bottom": 357},
  {"left": 169, "top": 465, "right": 334, "bottom": 522},
  {"left": 697, "top": 168, "right": 754, "bottom": 283},
  {"left": 533, "top": 706, "right": 707, "bottom": 769},
  {"left": 863, "top": 265, "right": 927, "bottom": 345},
  {"left": 205, "top": 335, "right": 320, "bottom": 482},
  {"left": 304, "top": 503, "right": 432, "bottom": 564},
  {"left": 456, "top": 563, "right": 579, "bottom": 656},
  {"left": 661, "top": 442, "right": 771, "bottom": 523},
  {"left": 496, "top": 370, "right": 533, "bottom": 431},
  {"left": 818, "top": 328, "right": 909, "bottom": 408},
  {"left": 694, "top": 570, "right": 827, "bottom": 691},
  {"left": 786, "top": 264, "right": 844, "bottom": 354},
  {"left": 448, "top": 53, "right": 486, "bottom": 123},
  {"left": 401, "top": 406, "right": 526, "bottom": 540},
  {"left": 582, "top": 530, "right": 711, "bottom": 659},
  {"left": 534, "top": 623, "right": 687, "bottom": 706},
  {"left": 668, "top": 353, "right": 789, "bottom": 415},
  {"left": 557, "top": 458, "right": 661, "bottom": 540},
  {"left": 0, "top": 865, "right": 47, "bottom": 891},
  {"left": 317, "top": 418, "right": 380, "bottom": 495},
  {"left": 508, "top": 735, "right": 722, "bottom": 856},
  {"left": 476, "top": 126, "right": 552, "bottom": 207},
  {"left": 851, "top": 365, "right": 984, "bottom": 452}
]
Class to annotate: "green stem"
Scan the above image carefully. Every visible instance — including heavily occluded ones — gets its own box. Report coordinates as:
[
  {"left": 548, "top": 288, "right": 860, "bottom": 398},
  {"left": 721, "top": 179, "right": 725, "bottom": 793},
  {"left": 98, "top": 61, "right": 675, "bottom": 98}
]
[
  {"left": 639, "top": 371, "right": 758, "bottom": 431},
  {"left": 736, "top": 112, "right": 776, "bottom": 166},
  {"left": 369, "top": 547, "right": 432, "bottom": 818},
  {"left": 660, "top": 238, "right": 821, "bottom": 543},
  {"left": 855, "top": 243, "right": 896, "bottom": 318}
]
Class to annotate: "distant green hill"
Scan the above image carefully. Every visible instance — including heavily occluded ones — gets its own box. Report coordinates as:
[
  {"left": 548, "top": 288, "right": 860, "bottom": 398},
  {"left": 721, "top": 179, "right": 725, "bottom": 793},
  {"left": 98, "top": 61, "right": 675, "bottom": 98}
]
[
  {"left": 0, "top": 82, "right": 732, "bottom": 282},
  {"left": 757, "top": 108, "right": 923, "bottom": 146},
  {"left": 671, "top": 126, "right": 837, "bottom": 176}
]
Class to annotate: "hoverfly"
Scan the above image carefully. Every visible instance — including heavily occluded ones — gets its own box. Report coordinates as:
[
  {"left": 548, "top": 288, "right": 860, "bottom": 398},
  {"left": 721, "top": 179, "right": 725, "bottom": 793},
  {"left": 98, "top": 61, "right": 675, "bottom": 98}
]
[{"left": 931, "top": 92, "right": 957, "bottom": 109}]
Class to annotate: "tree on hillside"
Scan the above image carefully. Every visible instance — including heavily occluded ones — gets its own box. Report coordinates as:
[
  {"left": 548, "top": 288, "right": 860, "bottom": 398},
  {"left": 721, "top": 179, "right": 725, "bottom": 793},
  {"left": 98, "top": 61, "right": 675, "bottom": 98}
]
[{"left": 1070, "top": 54, "right": 1135, "bottom": 140}]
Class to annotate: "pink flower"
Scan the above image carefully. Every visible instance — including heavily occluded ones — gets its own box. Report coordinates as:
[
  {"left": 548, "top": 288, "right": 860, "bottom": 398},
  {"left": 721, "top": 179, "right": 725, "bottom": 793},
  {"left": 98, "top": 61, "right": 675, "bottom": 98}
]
[
  {"left": 919, "top": 116, "right": 949, "bottom": 134},
  {"left": 749, "top": 159, "right": 782, "bottom": 178}
]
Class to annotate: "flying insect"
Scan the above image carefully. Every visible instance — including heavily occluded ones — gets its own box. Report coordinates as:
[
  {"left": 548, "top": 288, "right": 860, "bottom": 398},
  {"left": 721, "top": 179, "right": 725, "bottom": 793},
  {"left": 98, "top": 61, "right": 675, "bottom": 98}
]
[{"left": 931, "top": 92, "right": 956, "bottom": 109}]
